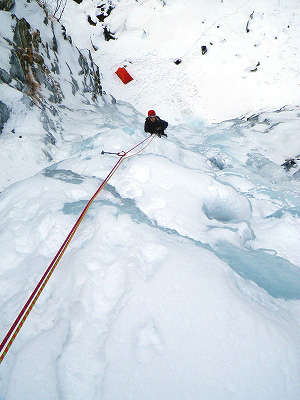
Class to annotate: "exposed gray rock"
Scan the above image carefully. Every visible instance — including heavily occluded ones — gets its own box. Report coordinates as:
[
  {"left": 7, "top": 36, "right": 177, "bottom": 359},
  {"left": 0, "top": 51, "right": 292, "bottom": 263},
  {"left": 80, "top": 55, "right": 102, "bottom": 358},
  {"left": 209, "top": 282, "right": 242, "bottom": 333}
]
[
  {"left": 0, "top": 101, "right": 11, "bottom": 133},
  {"left": 8, "top": 13, "right": 101, "bottom": 107},
  {"left": 209, "top": 156, "right": 226, "bottom": 170},
  {"left": 13, "top": 17, "right": 31, "bottom": 49},
  {"left": 10, "top": 49, "right": 26, "bottom": 84},
  {"left": 40, "top": 109, "right": 57, "bottom": 145},
  {"left": 0, "top": 0, "right": 15, "bottom": 11},
  {"left": 293, "top": 169, "right": 300, "bottom": 180},
  {"left": 9, "top": 17, "right": 64, "bottom": 105},
  {"left": 246, "top": 11, "right": 254, "bottom": 33},
  {"left": 71, "top": 76, "right": 79, "bottom": 95},
  {"left": 51, "top": 22, "right": 58, "bottom": 52},
  {"left": 0, "top": 68, "right": 12, "bottom": 84},
  {"left": 21, "top": 94, "right": 33, "bottom": 107},
  {"left": 78, "top": 50, "right": 102, "bottom": 100},
  {"left": 44, "top": 131, "right": 56, "bottom": 145},
  {"left": 2, "top": 0, "right": 102, "bottom": 150}
]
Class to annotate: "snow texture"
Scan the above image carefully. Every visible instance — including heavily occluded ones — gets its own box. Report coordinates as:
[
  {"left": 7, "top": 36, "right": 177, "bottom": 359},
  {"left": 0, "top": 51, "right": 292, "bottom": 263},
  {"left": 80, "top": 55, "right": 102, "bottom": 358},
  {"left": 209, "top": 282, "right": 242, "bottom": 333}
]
[
  {"left": 1, "top": 1, "right": 300, "bottom": 400},
  {"left": 58, "top": 0, "right": 300, "bottom": 124}
]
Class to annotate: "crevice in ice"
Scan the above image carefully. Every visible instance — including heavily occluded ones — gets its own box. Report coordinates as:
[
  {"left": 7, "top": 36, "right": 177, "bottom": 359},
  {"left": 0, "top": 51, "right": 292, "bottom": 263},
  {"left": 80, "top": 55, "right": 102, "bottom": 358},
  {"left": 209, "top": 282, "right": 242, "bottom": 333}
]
[
  {"left": 62, "top": 182, "right": 300, "bottom": 300},
  {"left": 43, "top": 167, "right": 84, "bottom": 184},
  {"left": 214, "top": 241, "right": 300, "bottom": 300}
]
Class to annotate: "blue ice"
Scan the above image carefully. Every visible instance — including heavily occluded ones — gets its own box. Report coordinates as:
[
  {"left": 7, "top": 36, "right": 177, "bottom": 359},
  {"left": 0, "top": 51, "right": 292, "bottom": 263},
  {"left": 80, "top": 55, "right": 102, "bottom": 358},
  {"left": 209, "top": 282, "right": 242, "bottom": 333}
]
[{"left": 214, "top": 241, "right": 300, "bottom": 300}]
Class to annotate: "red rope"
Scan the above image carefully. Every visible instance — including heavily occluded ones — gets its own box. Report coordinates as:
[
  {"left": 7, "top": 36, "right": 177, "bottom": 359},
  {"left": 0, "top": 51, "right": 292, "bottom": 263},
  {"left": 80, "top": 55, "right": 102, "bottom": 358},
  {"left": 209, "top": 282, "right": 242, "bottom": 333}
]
[{"left": 0, "top": 136, "right": 152, "bottom": 363}]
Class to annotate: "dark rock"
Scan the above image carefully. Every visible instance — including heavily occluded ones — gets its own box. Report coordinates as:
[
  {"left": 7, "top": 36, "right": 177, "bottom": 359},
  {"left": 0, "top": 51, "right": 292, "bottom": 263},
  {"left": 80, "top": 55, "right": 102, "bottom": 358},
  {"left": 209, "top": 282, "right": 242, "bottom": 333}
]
[
  {"left": 87, "top": 15, "right": 97, "bottom": 26},
  {"left": 0, "top": 101, "right": 11, "bottom": 133},
  {"left": 201, "top": 45, "right": 207, "bottom": 55},
  {"left": 77, "top": 50, "right": 102, "bottom": 99},
  {"left": 281, "top": 158, "right": 297, "bottom": 171},
  {"left": 10, "top": 48, "right": 26, "bottom": 83},
  {"left": 45, "top": 42, "right": 50, "bottom": 59},
  {"left": 103, "top": 26, "right": 115, "bottom": 41},
  {"left": 209, "top": 156, "right": 225, "bottom": 170},
  {"left": 21, "top": 94, "right": 33, "bottom": 107},
  {"left": 174, "top": 59, "right": 181, "bottom": 65},
  {"left": 11, "top": 18, "right": 43, "bottom": 100},
  {"left": 78, "top": 53, "right": 89, "bottom": 76},
  {"left": 42, "top": 149, "right": 53, "bottom": 162},
  {"left": 246, "top": 11, "right": 254, "bottom": 33},
  {"left": 40, "top": 3, "right": 49, "bottom": 25},
  {"left": 52, "top": 51, "right": 59, "bottom": 68},
  {"left": 47, "top": 80, "right": 64, "bottom": 104},
  {"left": 61, "top": 25, "right": 72, "bottom": 44},
  {"left": 71, "top": 76, "right": 79, "bottom": 95},
  {"left": 13, "top": 18, "right": 31, "bottom": 48},
  {"left": 91, "top": 41, "right": 98, "bottom": 51},
  {"left": 44, "top": 131, "right": 56, "bottom": 145},
  {"left": 96, "top": 4, "right": 114, "bottom": 22},
  {"left": 48, "top": 105, "right": 58, "bottom": 116},
  {"left": 5, "top": 0, "right": 102, "bottom": 128},
  {"left": 10, "top": 16, "right": 64, "bottom": 105},
  {"left": 41, "top": 110, "right": 57, "bottom": 145},
  {"left": 250, "top": 61, "right": 260, "bottom": 72},
  {"left": 0, "top": 68, "right": 12, "bottom": 84},
  {"left": 32, "top": 29, "right": 41, "bottom": 52},
  {"left": 0, "top": 0, "right": 15, "bottom": 11},
  {"left": 51, "top": 60, "right": 60, "bottom": 74},
  {"left": 87, "top": 50, "right": 102, "bottom": 99},
  {"left": 73, "top": 0, "right": 83, "bottom": 3},
  {"left": 52, "top": 22, "right": 58, "bottom": 52}
]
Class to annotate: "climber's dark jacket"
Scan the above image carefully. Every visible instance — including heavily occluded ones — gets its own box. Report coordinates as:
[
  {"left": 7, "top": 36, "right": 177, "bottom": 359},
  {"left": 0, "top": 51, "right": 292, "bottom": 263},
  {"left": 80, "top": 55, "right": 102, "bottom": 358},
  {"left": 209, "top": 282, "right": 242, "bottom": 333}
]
[{"left": 144, "top": 116, "right": 168, "bottom": 135}]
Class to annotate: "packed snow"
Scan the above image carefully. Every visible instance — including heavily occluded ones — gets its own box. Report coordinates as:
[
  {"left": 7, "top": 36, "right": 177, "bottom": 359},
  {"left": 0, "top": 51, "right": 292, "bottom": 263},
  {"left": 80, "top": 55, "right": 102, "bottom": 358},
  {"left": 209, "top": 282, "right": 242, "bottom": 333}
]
[
  {"left": 1, "top": 1, "right": 300, "bottom": 399},
  {"left": 56, "top": 0, "right": 300, "bottom": 123}
]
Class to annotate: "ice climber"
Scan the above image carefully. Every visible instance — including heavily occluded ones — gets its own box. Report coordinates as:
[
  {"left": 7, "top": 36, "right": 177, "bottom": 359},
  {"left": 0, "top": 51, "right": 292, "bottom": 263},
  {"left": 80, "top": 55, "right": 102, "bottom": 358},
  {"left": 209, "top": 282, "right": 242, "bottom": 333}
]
[{"left": 144, "top": 110, "right": 168, "bottom": 137}]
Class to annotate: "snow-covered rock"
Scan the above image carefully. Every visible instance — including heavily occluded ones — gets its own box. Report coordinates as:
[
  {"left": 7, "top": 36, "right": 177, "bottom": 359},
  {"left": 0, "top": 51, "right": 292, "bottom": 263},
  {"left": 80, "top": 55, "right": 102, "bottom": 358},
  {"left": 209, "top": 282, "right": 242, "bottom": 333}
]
[{"left": 0, "top": 0, "right": 102, "bottom": 189}]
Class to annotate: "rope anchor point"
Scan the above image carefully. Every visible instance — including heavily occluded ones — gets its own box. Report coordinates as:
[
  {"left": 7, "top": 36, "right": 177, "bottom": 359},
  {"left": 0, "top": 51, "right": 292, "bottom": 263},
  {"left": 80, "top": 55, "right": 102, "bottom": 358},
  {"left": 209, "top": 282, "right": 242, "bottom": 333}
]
[{"left": 101, "top": 150, "right": 126, "bottom": 157}]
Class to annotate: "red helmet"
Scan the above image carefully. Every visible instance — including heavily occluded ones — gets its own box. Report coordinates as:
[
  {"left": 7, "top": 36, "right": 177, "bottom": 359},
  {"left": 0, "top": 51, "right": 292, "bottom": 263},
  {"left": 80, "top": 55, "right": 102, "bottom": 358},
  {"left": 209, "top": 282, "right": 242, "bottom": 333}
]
[{"left": 148, "top": 110, "right": 156, "bottom": 117}]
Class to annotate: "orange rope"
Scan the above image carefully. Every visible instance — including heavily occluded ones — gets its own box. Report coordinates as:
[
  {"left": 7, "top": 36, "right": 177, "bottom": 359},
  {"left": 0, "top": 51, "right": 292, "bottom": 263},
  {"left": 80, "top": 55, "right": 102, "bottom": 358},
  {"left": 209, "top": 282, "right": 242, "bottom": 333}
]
[{"left": 0, "top": 135, "right": 153, "bottom": 363}]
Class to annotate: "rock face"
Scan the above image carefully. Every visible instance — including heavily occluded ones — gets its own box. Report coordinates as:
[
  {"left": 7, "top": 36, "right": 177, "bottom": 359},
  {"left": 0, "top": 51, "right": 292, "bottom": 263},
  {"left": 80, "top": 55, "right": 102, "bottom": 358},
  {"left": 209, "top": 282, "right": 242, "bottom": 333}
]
[
  {"left": 0, "top": 101, "right": 10, "bottom": 134},
  {"left": 8, "top": 14, "right": 102, "bottom": 106},
  {"left": 0, "top": 0, "right": 15, "bottom": 11},
  {"left": 0, "top": 0, "right": 102, "bottom": 139}
]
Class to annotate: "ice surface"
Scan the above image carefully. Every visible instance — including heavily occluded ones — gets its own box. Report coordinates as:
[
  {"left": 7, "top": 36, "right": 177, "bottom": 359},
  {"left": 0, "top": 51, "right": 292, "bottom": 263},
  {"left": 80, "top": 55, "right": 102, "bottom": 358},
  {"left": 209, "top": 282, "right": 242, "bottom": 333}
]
[
  {"left": 214, "top": 241, "right": 300, "bottom": 300},
  {"left": 1, "top": 1, "right": 300, "bottom": 399},
  {"left": 1, "top": 105, "right": 300, "bottom": 399}
]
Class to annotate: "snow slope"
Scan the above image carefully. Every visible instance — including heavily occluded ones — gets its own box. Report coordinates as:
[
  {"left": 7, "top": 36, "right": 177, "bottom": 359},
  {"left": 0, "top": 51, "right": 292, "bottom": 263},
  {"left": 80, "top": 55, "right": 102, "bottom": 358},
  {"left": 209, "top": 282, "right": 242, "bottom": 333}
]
[
  {"left": 1, "top": 1, "right": 300, "bottom": 400},
  {"left": 1, "top": 105, "right": 300, "bottom": 399},
  {"left": 57, "top": 0, "right": 300, "bottom": 123}
]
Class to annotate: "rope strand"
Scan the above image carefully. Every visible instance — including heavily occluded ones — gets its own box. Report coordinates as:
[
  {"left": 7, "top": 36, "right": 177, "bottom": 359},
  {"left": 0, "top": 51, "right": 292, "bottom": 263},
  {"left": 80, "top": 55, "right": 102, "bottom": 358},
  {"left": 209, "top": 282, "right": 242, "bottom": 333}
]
[{"left": 0, "top": 135, "right": 153, "bottom": 363}]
